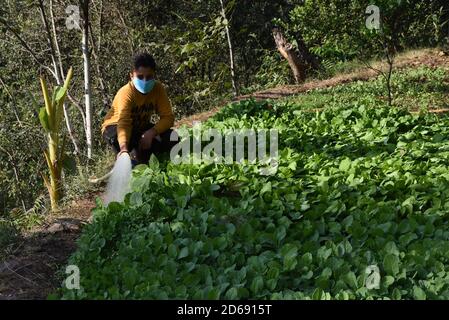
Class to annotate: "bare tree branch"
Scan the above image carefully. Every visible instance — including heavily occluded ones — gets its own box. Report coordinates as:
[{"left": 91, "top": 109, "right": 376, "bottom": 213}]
[
  {"left": 220, "top": 0, "right": 239, "bottom": 96},
  {"left": 0, "top": 76, "right": 22, "bottom": 124},
  {"left": 37, "top": 0, "right": 61, "bottom": 84},
  {"left": 49, "top": 0, "right": 65, "bottom": 80},
  {"left": 115, "top": 4, "right": 134, "bottom": 55},
  {"left": 0, "top": 20, "right": 57, "bottom": 79},
  {"left": 89, "top": 20, "right": 110, "bottom": 109},
  {"left": 0, "top": 145, "right": 27, "bottom": 212}
]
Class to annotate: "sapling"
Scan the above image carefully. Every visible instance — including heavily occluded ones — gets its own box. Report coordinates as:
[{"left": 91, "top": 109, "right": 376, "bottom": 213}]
[{"left": 39, "top": 67, "right": 74, "bottom": 212}]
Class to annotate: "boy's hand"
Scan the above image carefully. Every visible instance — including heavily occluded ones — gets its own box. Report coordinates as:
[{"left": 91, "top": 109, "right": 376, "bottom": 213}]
[
  {"left": 117, "top": 145, "right": 129, "bottom": 159},
  {"left": 139, "top": 128, "right": 157, "bottom": 151}
]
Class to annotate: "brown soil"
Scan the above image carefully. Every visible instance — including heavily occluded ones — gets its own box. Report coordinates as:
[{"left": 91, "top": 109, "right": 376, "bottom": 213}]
[
  {"left": 1, "top": 48, "right": 447, "bottom": 300},
  {"left": 0, "top": 195, "right": 96, "bottom": 300},
  {"left": 0, "top": 231, "right": 81, "bottom": 300}
]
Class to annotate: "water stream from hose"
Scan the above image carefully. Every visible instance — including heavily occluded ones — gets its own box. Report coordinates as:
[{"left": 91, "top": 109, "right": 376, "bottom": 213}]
[{"left": 103, "top": 153, "right": 132, "bottom": 205}]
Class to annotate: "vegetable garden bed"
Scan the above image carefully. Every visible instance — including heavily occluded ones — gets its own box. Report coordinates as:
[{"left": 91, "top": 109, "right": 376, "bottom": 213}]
[{"left": 59, "top": 66, "right": 449, "bottom": 299}]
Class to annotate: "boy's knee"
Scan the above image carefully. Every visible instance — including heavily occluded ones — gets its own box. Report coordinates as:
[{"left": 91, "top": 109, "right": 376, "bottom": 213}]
[{"left": 161, "top": 129, "right": 180, "bottom": 148}]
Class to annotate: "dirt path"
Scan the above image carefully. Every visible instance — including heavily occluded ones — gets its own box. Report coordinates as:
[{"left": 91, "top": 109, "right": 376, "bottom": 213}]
[{"left": 1, "top": 48, "right": 447, "bottom": 300}]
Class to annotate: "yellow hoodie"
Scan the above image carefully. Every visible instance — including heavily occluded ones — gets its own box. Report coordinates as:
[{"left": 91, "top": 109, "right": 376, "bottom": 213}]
[{"left": 101, "top": 80, "right": 175, "bottom": 148}]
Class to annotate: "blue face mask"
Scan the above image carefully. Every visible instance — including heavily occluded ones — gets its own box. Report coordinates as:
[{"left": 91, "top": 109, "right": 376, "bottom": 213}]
[{"left": 133, "top": 77, "right": 156, "bottom": 94}]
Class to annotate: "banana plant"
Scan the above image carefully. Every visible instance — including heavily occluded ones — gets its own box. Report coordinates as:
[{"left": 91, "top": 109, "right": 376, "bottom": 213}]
[{"left": 39, "top": 67, "right": 75, "bottom": 212}]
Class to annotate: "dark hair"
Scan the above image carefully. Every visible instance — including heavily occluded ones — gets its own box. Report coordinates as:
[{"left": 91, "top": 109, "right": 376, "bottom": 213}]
[{"left": 133, "top": 52, "right": 156, "bottom": 71}]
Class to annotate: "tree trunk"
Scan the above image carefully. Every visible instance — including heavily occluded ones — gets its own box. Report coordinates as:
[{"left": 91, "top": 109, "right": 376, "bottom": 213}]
[
  {"left": 82, "top": 0, "right": 93, "bottom": 159},
  {"left": 220, "top": 0, "right": 239, "bottom": 96},
  {"left": 272, "top": 27, "right": 305, "bottom": 83},
  {"left": 293, "top": 30, "right": 321, "bottom": 70}
]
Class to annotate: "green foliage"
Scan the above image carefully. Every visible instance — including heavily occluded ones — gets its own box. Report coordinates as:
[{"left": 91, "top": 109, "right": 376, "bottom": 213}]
[
  {"left": 59, "top": 66, "right": 449, "bottom": 299},
  {"left": 277, "top": 0, "right": 448, "bottom": 63},
  {"left": 242, "top": 50, "right": 292, "bottom": 93}
]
